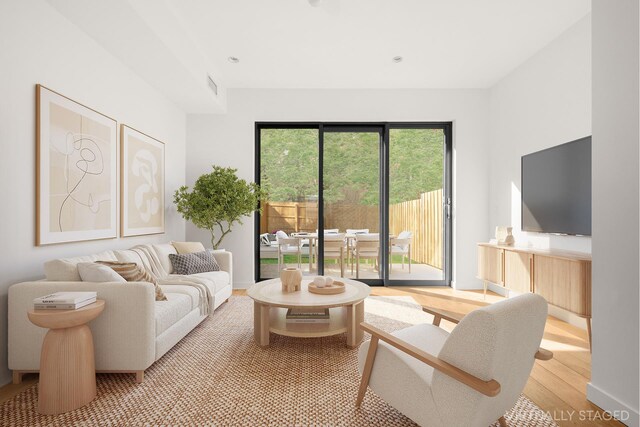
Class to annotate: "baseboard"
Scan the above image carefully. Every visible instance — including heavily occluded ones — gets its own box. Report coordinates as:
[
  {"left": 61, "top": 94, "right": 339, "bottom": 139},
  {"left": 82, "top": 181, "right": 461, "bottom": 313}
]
[
  {"left": 587, "top": 382, "right": 639, "bottom": 427},
  {"left": 547, "top": 304, "right": 589, "bottom": 330},
  {"left": 487, "top": 282, "right": 508, "bottom": 297}
]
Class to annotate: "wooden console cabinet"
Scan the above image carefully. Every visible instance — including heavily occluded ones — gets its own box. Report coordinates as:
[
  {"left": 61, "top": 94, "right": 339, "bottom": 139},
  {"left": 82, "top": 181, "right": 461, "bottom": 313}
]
[{"left": 477, "top": 243, "right": 592, "bottom": 350}]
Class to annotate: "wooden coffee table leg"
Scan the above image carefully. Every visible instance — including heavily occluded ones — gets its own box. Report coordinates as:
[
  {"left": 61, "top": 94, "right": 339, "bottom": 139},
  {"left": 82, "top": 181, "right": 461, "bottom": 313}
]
[
  {"left": 38, "top": 324, "right": 97, "bottom": 415},
  {"left": 254, "top": 302, "right": 270, "bottom": 347},
  {"left": 346, "top": 301, "right": 365, "bottom": 348}
]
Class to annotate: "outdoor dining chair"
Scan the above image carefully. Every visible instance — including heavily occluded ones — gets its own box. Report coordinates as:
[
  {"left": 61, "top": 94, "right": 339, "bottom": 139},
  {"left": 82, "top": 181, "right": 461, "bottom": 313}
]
[{"left": 351, "top": 234, "right": 380, "bottom": 279}]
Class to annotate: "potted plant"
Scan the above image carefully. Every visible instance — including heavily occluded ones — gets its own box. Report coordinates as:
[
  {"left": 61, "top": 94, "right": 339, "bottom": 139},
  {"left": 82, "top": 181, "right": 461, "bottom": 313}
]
[{"left": 174, "top": 166, "right": 266, "bottom": 249}]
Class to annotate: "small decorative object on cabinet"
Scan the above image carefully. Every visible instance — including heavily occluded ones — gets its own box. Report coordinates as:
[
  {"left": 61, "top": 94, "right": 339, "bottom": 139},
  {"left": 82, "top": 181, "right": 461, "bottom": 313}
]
[
  {"left": 280, "top": 267, "right": 302, "bottom": 292},
  {"left": 495, "top": 226, "right": 514, "bottom": 246},
  {"left": 28, "top": 300, "right": 105, "bottom": 414}
]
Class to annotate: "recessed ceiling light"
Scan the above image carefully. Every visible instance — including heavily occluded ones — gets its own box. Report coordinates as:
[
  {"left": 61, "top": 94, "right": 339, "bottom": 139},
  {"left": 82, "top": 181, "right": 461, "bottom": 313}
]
[
  {"left": 228, "top": 56, "right": 240, "bottom": 63},
  {"left": 392, "top": 56, "right": 403, "bottom": 63}
]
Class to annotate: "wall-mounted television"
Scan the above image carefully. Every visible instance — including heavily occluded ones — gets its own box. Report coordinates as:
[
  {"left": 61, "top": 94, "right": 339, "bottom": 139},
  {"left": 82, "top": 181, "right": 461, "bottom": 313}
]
[{"left": 521, "top": 136, "right": 592, "bottom": 236}]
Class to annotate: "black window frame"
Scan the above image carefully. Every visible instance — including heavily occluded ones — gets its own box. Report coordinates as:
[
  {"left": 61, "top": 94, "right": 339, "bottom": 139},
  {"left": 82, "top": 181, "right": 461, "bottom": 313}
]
[{"left": 255, "top": 121, "right": 453, "bottom": 287}]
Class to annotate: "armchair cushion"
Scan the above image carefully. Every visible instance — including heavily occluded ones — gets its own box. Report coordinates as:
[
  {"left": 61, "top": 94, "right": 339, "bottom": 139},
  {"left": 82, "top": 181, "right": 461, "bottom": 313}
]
[{"left": 358, "top": 323, "right": 450, "bottom": 426}]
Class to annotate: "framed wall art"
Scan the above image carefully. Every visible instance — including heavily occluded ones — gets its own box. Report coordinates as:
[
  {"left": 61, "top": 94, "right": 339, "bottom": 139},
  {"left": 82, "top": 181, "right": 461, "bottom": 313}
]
[
  {"left": 120, "top": 124, "right": 165, "bottom": 237},
  {"left": 36, "top": 85, "right": 118, "bottom": 245}
]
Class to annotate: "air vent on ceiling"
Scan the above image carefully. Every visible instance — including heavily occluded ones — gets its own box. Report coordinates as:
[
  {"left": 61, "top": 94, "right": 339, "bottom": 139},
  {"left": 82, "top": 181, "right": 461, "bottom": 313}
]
[{"left": 207, "top": 74, "right": 218, "bottom": 96}]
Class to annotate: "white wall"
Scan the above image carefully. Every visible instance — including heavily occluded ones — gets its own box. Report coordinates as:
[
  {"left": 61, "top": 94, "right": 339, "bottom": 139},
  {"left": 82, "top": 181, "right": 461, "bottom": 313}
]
[
  {"left": 0, "top": 1, "right": 187, "bottom": 386},
  {"left": 589, "top": 1, "right": 640, "bottom": 425},
  {"left": 186, "top": 89, "right": 490, "bottom": 289},
  {"left": 488, "top": 15, "right": 592, "bottom": 253},
  {"left": 487, "top": 15, "right": 592, "bottom": 326}
]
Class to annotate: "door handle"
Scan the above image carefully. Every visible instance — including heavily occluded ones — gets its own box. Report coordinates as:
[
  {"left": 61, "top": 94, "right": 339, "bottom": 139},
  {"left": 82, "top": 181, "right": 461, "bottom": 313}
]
[{"left": 445, "top": 197, "right": 452, "bottom": 219}]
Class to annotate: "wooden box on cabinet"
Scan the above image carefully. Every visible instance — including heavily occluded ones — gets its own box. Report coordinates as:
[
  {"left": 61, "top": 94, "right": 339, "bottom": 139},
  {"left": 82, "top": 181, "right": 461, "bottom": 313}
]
[{"left": 477, "top": 244, "right": 503, "bottom": 285}]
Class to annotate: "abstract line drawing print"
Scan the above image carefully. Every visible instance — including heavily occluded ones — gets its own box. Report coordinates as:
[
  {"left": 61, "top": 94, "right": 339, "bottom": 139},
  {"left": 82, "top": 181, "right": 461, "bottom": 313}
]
[
  {"left": 48, "top": 102, "right": 112, "bottom": 232},
  {"left": 53, "top": 132, "right": 110, "bottom": 231},
  {"left": 37, "top": 85, "right": 117, "bottom": 246}
]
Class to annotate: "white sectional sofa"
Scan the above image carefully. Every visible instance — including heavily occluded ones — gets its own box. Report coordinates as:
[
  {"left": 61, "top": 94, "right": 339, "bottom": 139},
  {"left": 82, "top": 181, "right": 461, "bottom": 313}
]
[{"left": 8, "top": 243, "right": 232, "bottom": 384}]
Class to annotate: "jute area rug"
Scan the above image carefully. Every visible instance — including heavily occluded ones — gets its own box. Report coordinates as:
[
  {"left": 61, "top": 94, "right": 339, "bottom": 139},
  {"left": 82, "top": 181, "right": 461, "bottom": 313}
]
[{"left": 0, "top": 296, "right": 557, "bottom": 426}]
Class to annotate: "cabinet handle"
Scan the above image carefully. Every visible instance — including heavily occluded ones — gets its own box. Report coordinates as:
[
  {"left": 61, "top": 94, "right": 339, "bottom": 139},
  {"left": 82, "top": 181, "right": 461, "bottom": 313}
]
[{"left": 530, "top": 256, "right": 534, "bottom": 293}]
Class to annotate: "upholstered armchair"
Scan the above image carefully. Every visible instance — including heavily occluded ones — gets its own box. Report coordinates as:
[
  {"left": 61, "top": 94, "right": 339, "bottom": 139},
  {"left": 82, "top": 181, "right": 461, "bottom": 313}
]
[{"left": 356, "top": 293, "right": 552, "bottom": 427}]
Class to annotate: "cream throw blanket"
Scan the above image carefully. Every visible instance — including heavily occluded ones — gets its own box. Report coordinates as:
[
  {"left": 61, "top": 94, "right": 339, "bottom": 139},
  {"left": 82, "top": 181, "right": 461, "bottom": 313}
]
[{"left": 130, "top": 245, "right": 212, "bottom": 316}]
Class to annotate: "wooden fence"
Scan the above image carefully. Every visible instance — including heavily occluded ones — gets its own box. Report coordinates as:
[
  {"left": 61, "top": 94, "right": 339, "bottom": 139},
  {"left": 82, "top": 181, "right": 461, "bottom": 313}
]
[
  {"left": 388, "top": 189, "right": 443, "bottom": 269},
  {"left": 260, "top": 188, "right": 443, "bottom": 269}
]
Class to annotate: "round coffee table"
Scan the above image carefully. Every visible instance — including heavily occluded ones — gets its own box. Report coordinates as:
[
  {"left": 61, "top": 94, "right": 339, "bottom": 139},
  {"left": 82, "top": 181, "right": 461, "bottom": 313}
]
[
  {"left": 28, "top": 300, "right": 105, "bottom": 415},
  {"left": 247, "top": 278, "right": 370, "bottom": 348}
]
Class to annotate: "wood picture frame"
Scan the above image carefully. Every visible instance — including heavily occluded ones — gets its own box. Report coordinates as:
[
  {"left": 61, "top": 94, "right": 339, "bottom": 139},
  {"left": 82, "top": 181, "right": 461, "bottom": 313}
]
[
  {"left": 36, "top": 84, "right": 118, "bottom": 246},
  {"left": 120, "top": 124, "right": 165, "bottom": 237}
]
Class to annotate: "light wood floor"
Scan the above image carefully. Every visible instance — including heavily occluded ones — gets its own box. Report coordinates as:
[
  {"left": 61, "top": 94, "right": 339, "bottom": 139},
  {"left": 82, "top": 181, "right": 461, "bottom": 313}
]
[{"left": 1, "top": 287, "right": 622, "bottom": 426}]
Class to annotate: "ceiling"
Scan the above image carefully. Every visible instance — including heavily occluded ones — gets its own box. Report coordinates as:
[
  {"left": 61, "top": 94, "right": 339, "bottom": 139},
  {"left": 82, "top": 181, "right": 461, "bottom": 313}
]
[{"left": 168, "top": 0, "right": 591, "bottom": 89}]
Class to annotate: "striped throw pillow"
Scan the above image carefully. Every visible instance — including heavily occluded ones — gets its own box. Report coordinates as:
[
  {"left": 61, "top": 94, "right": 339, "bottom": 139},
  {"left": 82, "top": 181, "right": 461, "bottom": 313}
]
[
  {"left": 96, "top": 261, "right": 167, "bottom": 301},
  {"left": 168, "top": 251, "right": 220, "bottom": 275}
]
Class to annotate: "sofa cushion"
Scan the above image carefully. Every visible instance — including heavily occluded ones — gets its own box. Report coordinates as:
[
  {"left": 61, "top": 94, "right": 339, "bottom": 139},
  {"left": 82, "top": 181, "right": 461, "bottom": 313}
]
[
  {"left": 169, "top": 251, "right": 220, "bottom": 275},
  {"left": 172, "top": 241, "right": 206, "bottom": 254},
  {"left": 185, "top": 271, "right": 231, "bottom": 294},
  {"left": 113, "top": 249, "right": 146, "bottom": 269},
  {"left": 155, "top": 293, "right": 193, "bottom": 337},
  {"left": 97, "top": 261, "right": 167, "bottom": 301},
  {"left": 44, "top": 251, "right": 117, "bottom": 281},
  {"left": 152, "top": 244, "right": 177, "bottom": 275},
  {"left": 77, "top": 262, "right": 126, "bottom": 283},
  {"left": 160, "top": 285, "right": 202, "bottom": 310}
]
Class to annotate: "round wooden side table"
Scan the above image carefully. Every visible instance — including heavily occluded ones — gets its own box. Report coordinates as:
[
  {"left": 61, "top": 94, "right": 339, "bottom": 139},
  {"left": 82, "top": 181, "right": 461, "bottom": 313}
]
[{"left": 27, "top": 300, "right": 105, "bottom": 415}]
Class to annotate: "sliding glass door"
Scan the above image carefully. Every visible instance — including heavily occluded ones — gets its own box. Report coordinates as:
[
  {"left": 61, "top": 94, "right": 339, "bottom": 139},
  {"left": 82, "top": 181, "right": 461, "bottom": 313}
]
[
  {"left": 387, "top": 127, "right": 448, "bottom": 283},
  {"left": 257, "top": 127, "right": 319, "bottom": 279},
  {"left": 255, "top": 122, "right": 451, "bottom": 286},
  {"left": 322, "top": 127, "right": 382, "bottom": 281}
]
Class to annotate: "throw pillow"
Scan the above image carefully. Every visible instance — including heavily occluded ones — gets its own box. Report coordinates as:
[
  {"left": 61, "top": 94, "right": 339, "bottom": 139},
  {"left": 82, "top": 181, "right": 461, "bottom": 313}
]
[
  {"left": 171, "top": 241, "right": 206, "bottom": 254},
  {"left": 169, "top": 251, "right": 220, "bottom": 275},
  {"left": 97, "top": 261, "right": 167, "bottom": 301},
  {"left": 77, "top": 262, "right": 127, "bottom": 283}
]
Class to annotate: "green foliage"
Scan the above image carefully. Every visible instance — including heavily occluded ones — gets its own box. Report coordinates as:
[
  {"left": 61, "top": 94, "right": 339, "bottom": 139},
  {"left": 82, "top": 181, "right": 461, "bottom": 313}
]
[
  {"left": 174, "top": 166, "right": 266, "bottom": 249},
  {"left": 260, "top": 128, "right": 443, "bottom": 206}
]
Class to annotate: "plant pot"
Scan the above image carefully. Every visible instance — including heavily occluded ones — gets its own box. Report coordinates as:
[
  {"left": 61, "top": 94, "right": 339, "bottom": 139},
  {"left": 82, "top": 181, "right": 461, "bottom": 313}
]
[{"left": 280, "top": 268, "right": 302, "bottom": 293}]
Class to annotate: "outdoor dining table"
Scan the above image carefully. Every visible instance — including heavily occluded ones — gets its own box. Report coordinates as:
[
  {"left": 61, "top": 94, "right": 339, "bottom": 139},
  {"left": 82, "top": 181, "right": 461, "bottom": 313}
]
[{"left": 290, "top": 232, "right": 394, "bottom": 272}]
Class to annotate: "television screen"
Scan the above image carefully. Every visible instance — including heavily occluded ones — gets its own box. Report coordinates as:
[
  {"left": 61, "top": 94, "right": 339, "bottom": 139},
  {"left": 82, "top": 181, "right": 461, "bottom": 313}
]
[{"left": 521, "top": 136, "right": 591, "bottom": 236}]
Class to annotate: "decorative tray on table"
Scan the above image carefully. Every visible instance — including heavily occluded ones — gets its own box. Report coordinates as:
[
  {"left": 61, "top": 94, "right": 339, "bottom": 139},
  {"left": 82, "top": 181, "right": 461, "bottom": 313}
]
[{"left": 308, "top": 280, "right": 346, "bottom": 295}]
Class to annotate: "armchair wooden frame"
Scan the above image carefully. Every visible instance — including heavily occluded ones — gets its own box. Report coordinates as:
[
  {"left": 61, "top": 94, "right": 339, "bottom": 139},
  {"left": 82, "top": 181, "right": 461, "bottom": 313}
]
[{"left": 356, "top": 305, "right": 553, "bottom": 427}]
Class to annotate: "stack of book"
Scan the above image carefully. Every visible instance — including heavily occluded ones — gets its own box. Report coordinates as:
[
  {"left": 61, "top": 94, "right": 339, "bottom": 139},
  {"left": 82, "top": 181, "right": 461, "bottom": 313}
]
[
  {"left": 33, "top": 292, "right": 97, "bottom": 310},
  {"left": 286, "top": 308, "right": 330, "bottom": 324}
]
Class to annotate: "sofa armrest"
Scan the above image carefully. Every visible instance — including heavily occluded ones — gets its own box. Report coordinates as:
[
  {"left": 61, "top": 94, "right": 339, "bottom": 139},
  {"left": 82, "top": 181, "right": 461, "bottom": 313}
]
[
  {"left": 9, "top": 280, "right": 156, "bottom": 372},
  {"left": 211, "top": 250, "right": 233, "bottom": 286}
]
